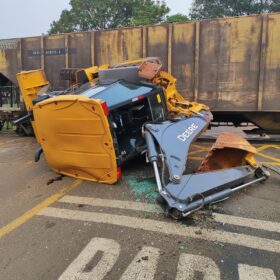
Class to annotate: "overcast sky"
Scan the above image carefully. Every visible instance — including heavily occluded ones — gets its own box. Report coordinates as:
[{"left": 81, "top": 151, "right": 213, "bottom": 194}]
[{"left": 0, "top": 0, "right": 192, "bottom": 39}]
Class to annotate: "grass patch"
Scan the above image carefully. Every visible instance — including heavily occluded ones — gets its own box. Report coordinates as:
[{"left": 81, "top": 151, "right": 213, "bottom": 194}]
[{"left": 0, "top": 120, "right": 13, "bottom": 131}]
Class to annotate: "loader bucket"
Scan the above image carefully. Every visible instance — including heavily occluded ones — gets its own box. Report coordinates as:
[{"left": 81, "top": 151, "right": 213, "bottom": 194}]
[
  {"left": 198, "top": 132, "right": 257, "bottom": 172},
  {"left": 33, "top": 95, "right": 118, "bottom": 184}
]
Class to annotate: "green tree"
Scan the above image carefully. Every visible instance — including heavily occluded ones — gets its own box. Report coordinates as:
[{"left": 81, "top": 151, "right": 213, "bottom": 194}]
[
  {"left": 166, "top": 13, "right": 190, "bottom": 23},
  {"left": 49, "top": 0, "right": 170, "bottom": 34},
  {"left": 131, "top": 0, "right": 170, "bottom": 25},
  {"left": 49, "top": 10, "right": 75, "bottom": 34},
  {"left": 190, "top": 0, "right": 280, "bottom": 20},
  {"left": 270, "top": 0, "right": 280, "bottom": 11}
]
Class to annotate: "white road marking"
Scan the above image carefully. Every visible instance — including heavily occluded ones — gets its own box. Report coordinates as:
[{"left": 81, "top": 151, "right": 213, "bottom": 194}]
[
  {"left": 60, "top": 195, "right": 161, "bottom": 213},
  {"left": 238, "top": 264, "right": 277, "bottom": 280},
  {"left": 59, "top": 195, "right": 280, "bottom": 234},
  {"left": 58, "top": 237, "right": 277, "bottom": 280},
  {"left": 38, "top": 207, "right": 280, "bottom": 253},
  {"left": 58, "top": 238, "right": 120, "bottom": 280},
  {"left": 120, "top": 247, "right": 160, "bottom": 280},
  {"left": 213, "top": 213, "right": 280, "bottom": 234},
  {"left": 176, "top": 254, "right": 221, "bottom": 280}
]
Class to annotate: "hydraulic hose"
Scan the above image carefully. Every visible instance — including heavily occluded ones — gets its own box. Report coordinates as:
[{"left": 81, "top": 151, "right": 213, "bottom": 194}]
[{"left": 34, "top": 146, "right": 43, "bottom": 162}]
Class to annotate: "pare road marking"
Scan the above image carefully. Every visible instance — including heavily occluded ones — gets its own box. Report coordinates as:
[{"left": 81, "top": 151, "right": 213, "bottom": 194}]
[
  {"left": 59, "top": 195, "right": 162, "bottom": 213},
  {"left": 59, "top": 238, "right": 277, "bottom": 280},
  {"left": 238, "top": 264, "right": 276, "bottom": 280},
  {"left": 58, "top": 238, "right": 120, "bottom": 280},
  {"left": 60, "top": 195, "right": 280, "bottom": 234},
  {"left": 176, "top": 253, "right": 221, "bottom": 280},
  {"left": 38, "top": 207, "right": 280, "bottom": 253},
  {"left": 120, "top": 247, "right": 160, "bottom": 280}
]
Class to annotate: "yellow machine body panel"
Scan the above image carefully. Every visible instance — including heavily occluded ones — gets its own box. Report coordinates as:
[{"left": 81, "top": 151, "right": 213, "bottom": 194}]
[
  {"left": 33, "top": 95, "right": 117, "bottom": 184},
  {"left": 16, "top": 69, "right": 49, "bottom": 110},
  {"left": 16, "top": 69, "right": 49, "bottom": 140}
]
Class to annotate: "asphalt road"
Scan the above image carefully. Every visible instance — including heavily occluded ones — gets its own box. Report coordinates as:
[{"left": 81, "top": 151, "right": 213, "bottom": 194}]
[{"left": 0, "top": 131, "right": 279, "bottom": 280}]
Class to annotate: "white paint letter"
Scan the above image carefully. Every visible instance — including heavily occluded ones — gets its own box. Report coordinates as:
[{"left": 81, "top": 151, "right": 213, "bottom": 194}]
[
  {"left": 176, "top": 254, "right": 221, "bottom": 280},
  {"left": 120, "top": 246, "right": 160, "bottom": 280},
  {"left": 238, "top": 264, "right": 276, "bottom": 280},
  {"left": 58, "top": 238, "right": 120, "bottom": 280}
]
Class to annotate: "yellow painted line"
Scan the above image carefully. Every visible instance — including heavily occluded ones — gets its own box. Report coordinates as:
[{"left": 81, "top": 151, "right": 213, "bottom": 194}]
[
  {"left": 257, "top": 152, "right": 280, "bottom": 164},
  {"left": 257, "top": 145, "right": 271, "bottom": 152},
  {"left": 188, "top": 157, "right": 204, "bottom": 161},
  {"left": 261, "top": 162, "right": 280, "bottom": 166},
  {"left": 257, "top": 144, "right": 280, "bottom": 152},
  {"left": 261, "top": 144, "right": 280, "bottom": 148},
  {"left": 188, "top": 149, "right": 207, "bottom": 156},
  {"left": 271, "top": 145, "right": 280, "bottom": 150},
  {"left": 191, "top": 144, "right": 210, "bottom": 151},
  {"left": 0, "top": 180, "right": 81, "bottom": 239}
]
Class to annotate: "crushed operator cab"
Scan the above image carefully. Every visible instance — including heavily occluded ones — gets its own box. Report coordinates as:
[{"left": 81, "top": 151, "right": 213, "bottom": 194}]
[
  {"left": 19, "top": 65, "right": 168, "bottom": 185},
  {"left": 79, "top": 78, "right": 168, "bottom": 166}
]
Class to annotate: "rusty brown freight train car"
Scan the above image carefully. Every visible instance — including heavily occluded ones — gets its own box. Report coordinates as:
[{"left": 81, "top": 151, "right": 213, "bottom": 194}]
[{"left": 0, "top": 13, "right": 280, "bottom": 132}]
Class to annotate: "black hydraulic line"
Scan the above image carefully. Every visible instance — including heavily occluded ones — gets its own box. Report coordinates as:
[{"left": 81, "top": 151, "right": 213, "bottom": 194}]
[
  {"left": 13, "top": 114, "right": 32, "bottom": 125},
  {"left": 144, "top": 130, "right": 158, "bottom": 162},
  {"left": 34, "top": 146, "right": 43, "bottom": 162},
  {"left": 182, "top": 189, "right": 234, "bottom": 215},
  {"left": 144, "top": 130, "right": 166, "bottom": 194},
  {"left": 182, "top": 176, "right": 266, "bottom": 216}
]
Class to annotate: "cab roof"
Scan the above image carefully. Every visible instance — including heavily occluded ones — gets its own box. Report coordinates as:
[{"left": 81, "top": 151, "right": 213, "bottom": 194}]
[{"left": 80, "top": 80, "right": 158, "bottom": 110}]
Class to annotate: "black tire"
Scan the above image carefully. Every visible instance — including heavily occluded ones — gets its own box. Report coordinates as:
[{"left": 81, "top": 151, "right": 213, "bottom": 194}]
[{"left": 15, "top": 121, "right": 34, "bottom": 136}]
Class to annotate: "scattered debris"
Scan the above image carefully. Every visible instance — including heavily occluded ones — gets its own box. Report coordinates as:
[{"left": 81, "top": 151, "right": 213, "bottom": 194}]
[
  {"left": 125, "top": 176, "right": 158, "bottom": 203},
  {"left": 213, "top": 241, "right": 225, "bottom": 248},
  {"left": 46, "top": 174, "right": 64, "bottom": 185},
  {"left": 142, "top": 212, "right": 151, "bottom": 219}
]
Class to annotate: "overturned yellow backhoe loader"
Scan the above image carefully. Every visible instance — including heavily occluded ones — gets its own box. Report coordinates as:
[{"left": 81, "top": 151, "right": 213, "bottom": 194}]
[{"left": 16, "top": 58, "right": 269, "bottom": 219}]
